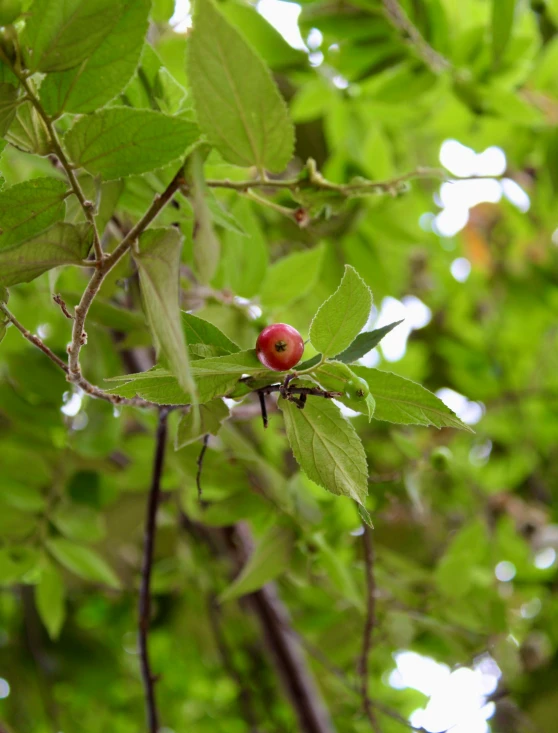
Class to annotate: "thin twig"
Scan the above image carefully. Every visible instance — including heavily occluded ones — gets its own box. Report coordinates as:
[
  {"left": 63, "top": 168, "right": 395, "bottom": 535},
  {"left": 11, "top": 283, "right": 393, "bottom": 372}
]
[
  {"left": 67, "top": 167, "right": 186, "bottom": 383},
  {"left": 381, "top": 0, "right": 451, "bottom": 74},
  {"left": 53, "top": 294, "right": 74, "bottom": 319},
  {"left": 138, "top": 408, "right": 169, "bottom": 733},
  {"left": 15, "top": 73, "right": 103, "bottom": 260},
  {"left": 359, "top": 527, "right": 382, "bottom": 732},
  {"left": 196, "top": 433, "right": 209, "bottom": 502},
  {"left": 1, "top": 302, "right": 175, "bottom": 408},
  {"left": 257, "top": 391, "right": 268, "bottom": 429},
  {"left": 205, "top": 163, "right": 446, "bottom": 196},
  {"left": 0, "top": 302, "right": 69, "bottom": 372}
]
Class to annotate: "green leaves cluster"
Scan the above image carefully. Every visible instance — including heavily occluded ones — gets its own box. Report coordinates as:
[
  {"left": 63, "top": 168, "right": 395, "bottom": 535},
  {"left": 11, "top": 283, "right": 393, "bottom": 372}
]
[{"left": 110, "top": 265, "right": 469, "bottom": 518}]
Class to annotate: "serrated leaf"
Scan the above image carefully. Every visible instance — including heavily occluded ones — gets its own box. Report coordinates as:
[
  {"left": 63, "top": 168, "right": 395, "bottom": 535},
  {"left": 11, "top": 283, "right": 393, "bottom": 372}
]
[
  {"left": 187, "top": 0, "right": 294, "bottom": 172},
  {"left": 40, "top": 0, "right": 150, "bottom": 115},
  {"left": 219, "top": 523, "right": 294, "bottom": 602},
  {"left": 22, "top": 0, "right": 119, "bottom": 73},
  {"left": 188, "top": 151, "right": 220, "bottom": 284},
  {"left": 351, "top": 367, "right": 473, "bottom": 431},
  {"left": 0, "top": 82, "right": 18, "bottom": 136},
  {"left": 36, "top": 562, "right": 66, "bottom": 640},
  {"left": 182, "top": 312, "right": 240, "bottom": 355},
  {"left": 4, "top": 100, "right": 51, "bottom": 155},
  {"left": 0, "top": 178, "right": 68, "bottom": 251},
  {"left": 123, "top": 44, "right": 188, "bottom": 115},
  {"left": 175, "top": 399, "right": 230, "bottom": 449},
  {"left": 46, "top": 537, "right": 120, "bottom": 588},
  {"left": 260, "top": 244, "right": 325, "bottom": 308},
  {"left": 309, "top": 265, "right": 372, "bottom": 358},
  {"left": 279, "top": 396, "right": 368, "bottom": 505},
  {"left": 335, "top": 320, "right": 404, "bottom": 363},
  {"left": 64, "top": 107, "right": 200, "bottom": 180},
  {"left": 492, "top": 0, "right": 517, "bottom": 67},
  {"left": 0, "top": 223, "right": 92, "bottom": 287},
  {"left": 134, "top": 228, "right": 193, "bottom": 396}
]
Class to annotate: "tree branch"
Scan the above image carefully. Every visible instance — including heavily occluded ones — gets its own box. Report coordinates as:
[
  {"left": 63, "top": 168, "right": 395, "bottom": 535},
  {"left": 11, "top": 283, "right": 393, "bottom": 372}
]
[
  {"left": 138, "top": 408, "right": 169, "bottom": 733},
  {"left": 227, "top": 524, "right": 335, "bottom": 733},
  {"left": 359, "top": 527, "right": 382, "bottom": 732},
  {"left": 67, "top": 166, "right": 186, "bottom": 384},
  {"left": 0, "top": 302, "right": 179, "bottom": 409},
  {"left": 205, "top": 163, "right": 446, "bottom": 197},
  {"left": 16, "top": 73, "right": 103, "bottom": 260},
  {"left": 381, "top": 0, "right": 451, "bottom": 74},
  {"left": 0, "top": 302, "right": 69, "bottom": 372}
]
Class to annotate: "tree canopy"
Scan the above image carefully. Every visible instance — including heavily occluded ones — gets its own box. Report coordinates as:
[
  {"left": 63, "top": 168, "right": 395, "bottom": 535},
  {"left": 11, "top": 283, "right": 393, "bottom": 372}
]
[{"left": 0, "top": 1, "right": 557, "bottom": 732}]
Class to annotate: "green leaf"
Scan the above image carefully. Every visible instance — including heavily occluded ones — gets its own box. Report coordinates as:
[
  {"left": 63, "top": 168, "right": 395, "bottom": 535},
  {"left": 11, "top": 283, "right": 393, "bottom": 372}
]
[
  {"left": 134, "top": 228, "right": 193, "bottom": 396},
  {"left": 182, "top": 312, "right": 240, "bottom": 355},
  {"left": 0, "top": 322, "right": 6, "bottom": 344},
  {"left": 0, "top": 223, "right": 92, "bottom": 287},
  {"left": 219, "top": 0, "right": 306, "bottom": 71},
  {"left": 22, "top": 0, "right": 119, "bottom": 73},
  {"left": 106, "top": 350, "right": 268, "bottom": 405},
  {"left": 219, "top": 523, "right": 295, "bottom": 602},
  {"left": 309, "top": 265, "right": 372, "bottom": 358},
  {"left": 279, "top": 396, "right": 368, "bottom": 506},
  {"left": 188, "top": 151, "right": 220, "bottom": 284},
  {"left": 64, "top": 107, "right": 199, "bottom": 180},
  {"left": 175, "top": 399, "right": 230, "bottom": 449},
  {"left": 335, "top": 320, "right": 404, "bottom": 363},
  {"left": 260, "top": 244, "right": 325, "bottom": 309},
  {"left": 187, "top": 0, "right": 294, "bottom": 172},
  {"left": 4, "top": 100, "right": 51, "bottom": 155},
  {"left": 51, "top": 504, "right": 106, "bottom": 543},
  {"left": 46, "top": 537, "right": 120, "bottom": 589},
  {"left": 0, "top": 178, "right": 68, "bottom": 251},
  {"left": 40, "top": 0, "right": 150, "bottom": 115},
  {"left": 123, "top": 44, "right": 188, "bottom": 114},
  {"left": 492, "top": 0, "right": 517, "bottom": 67},
  {"left": 0, "top": 546, "right": 40, "bottom": 585},
  {"left": 0, "top": 480, "right": 46, "bottom": 512},
  {"left": 351, "top": 367, "right": 473, "bottom": 431},
  {"left": 36, "top": 562, "right": 66, "bottom": 640},
  {"left": 220, "top": 198, "right": 268, "bottom": 299},
  {"left": 0, "top": 82, "right": 18, "bottom": 136}
]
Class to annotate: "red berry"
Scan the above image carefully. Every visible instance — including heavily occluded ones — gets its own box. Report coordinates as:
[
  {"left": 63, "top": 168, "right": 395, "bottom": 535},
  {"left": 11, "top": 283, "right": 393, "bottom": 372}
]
[{"left": 256, "top": 323, "right": 304, "bottom": 371}]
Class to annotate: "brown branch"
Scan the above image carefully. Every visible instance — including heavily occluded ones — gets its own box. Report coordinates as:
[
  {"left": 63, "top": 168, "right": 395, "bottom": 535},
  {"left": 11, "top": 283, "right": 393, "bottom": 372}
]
[
  {"left": 205, "top": 163, "right": 446, "bottom": 196},
  {"left": 1, "top": 302, "right": 176, "bottom": 408},
  {"left": 67, "top": 166, "right": 186, "bottom": 384},
  {"left": 16, "top": 73, "right": 103, "bottom": 260},
  {"left": 257, "top": 390, "right": 268, "bottom": 429},
  {"left": 359, "top": 527, "right": 382, "bottom": 732},
  {"left": 53, "top": 294, "right": 74, "bottom": 319},
  {"left": 381, "top": 0, "right": 451, "bottom": 74},
  {"left": 227, "top": 524, "right": 335, "bottom": 733},
  {"left": 138, "top": 407, "right": 169, "bottom": 733},
  {"left": 0, "top": 303, "right": 69, "bottom": 373}
]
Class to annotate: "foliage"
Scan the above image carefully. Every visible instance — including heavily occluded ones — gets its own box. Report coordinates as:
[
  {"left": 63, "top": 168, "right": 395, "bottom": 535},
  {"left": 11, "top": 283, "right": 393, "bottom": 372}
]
[{"left": 0, "top": 0, "right": 558, "bottom": 732}]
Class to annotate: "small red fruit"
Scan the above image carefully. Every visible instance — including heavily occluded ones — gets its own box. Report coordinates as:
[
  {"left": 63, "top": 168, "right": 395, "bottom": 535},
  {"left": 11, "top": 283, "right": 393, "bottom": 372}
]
[{"left": 256, "top": 323, "right": 304, "bottom": 371}]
